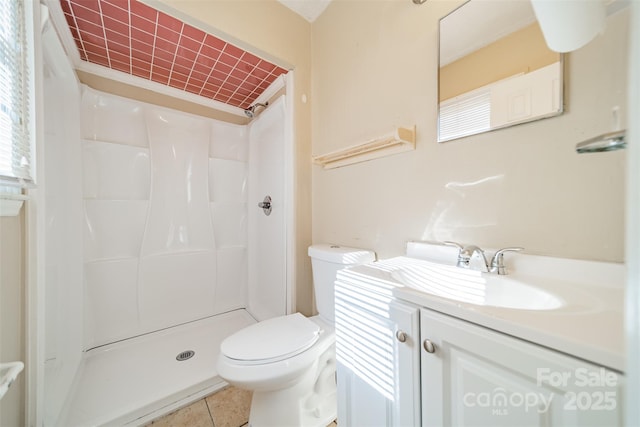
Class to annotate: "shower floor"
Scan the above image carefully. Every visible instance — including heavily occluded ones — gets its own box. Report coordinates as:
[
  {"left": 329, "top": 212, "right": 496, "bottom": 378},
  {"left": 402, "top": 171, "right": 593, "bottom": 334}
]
[{"left": 59, "top": 309, "right": 256, "bottom": 426}]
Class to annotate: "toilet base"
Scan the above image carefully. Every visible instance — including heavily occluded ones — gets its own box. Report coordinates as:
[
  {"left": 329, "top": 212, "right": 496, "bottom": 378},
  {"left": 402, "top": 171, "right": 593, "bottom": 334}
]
[{"left": 248, "top": 345, "right": 337, "bottom": 427}]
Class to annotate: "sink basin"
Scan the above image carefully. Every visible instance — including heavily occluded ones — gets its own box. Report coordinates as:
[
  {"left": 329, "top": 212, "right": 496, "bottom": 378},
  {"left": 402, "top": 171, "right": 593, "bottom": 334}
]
[
  {"left": 390, "top": 264, "right": 564, "bottom": 310},
  {"left": 478, "top": 275, "right": 565, "bottom": 310}
]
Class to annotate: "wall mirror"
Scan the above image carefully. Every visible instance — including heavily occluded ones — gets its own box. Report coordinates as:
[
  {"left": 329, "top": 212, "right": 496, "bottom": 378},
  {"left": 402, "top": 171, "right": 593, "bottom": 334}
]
[{"left": 438, "top": 0, "right": 563, "bottom": 142}]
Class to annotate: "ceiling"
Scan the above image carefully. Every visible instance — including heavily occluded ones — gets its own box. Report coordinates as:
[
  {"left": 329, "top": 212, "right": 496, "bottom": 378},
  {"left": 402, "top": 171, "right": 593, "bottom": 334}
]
[
  {"left": 59, "top": 0, "right": 288, "bottom": 110},
  {"left": 277, "top": 0, "right": 332, "bottom": 22},
  {"left": 440, "top": 0, "right": 536, "bottom": 66}
]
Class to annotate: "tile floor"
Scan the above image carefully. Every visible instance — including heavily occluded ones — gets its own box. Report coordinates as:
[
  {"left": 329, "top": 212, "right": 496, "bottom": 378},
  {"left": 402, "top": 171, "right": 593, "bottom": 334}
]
[{"left": 147, "top": 386, "right": 337, "bottom": 427}]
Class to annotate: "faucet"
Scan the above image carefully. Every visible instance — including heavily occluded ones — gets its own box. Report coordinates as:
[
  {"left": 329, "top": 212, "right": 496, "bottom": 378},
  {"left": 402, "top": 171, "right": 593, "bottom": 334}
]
[
  {"left": 459, "top": 245, "right": 490, "bottom": 272},
  {"left": 444, "top": 242, "right": 523, "bottom": 274},
  {"left": 489, "top": 247, "right": 523, "bottom": 275},
  {"left": 444, "top": 242, "right": 489, "bottom": 272}
]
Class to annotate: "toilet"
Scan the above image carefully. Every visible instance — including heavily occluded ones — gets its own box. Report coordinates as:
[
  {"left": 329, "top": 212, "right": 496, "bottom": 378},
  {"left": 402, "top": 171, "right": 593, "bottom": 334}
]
[{"left": 217, "top": 244, "right": 376, "bottom": 427}]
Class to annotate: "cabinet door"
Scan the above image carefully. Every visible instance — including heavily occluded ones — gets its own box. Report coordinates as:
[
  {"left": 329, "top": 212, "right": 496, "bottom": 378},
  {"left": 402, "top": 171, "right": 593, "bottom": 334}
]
[
  {"left": 335, "top": 284, "right": 420, "bottom": 427},
  {"left": 420, "top": 309, "right": 624, "bottom": 427}
]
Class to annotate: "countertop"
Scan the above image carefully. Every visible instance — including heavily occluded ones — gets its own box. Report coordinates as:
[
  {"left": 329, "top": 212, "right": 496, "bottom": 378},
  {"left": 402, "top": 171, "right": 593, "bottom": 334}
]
[{"left": 342, "top": 254, "right": 625, "bottom": 372}]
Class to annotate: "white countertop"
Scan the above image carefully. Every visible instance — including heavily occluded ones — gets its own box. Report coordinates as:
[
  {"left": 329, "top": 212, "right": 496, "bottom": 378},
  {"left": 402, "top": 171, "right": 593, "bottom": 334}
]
[{"left": 344, "top": 254, "right": 625, "bottom": 372}]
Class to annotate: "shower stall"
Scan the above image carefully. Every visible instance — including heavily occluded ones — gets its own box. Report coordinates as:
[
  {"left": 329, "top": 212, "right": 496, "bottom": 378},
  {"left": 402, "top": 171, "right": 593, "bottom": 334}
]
[{"left": 32, "top": 22, "right": 294, "bottom": 426}]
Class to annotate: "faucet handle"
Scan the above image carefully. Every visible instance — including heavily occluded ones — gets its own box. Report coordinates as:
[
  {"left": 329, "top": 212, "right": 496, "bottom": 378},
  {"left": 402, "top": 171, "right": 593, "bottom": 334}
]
[
  {"left": 443, "top": 241, "right": 464, "bottom": 250},
  {"left": 444, "top": 241, "right": 471, "bottom": 268},
  {"left": 490, "top": 247, "right": 524, "bottom": 275}
]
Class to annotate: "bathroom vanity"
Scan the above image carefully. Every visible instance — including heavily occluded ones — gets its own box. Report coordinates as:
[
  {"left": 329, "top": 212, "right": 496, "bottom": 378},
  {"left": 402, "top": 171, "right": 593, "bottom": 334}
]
[{"left": 335, "top": 242, "right": 624, "bottom": 426}]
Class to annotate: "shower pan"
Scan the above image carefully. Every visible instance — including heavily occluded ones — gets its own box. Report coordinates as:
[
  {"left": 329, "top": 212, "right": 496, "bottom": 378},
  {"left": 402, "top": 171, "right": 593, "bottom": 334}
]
[{"left": 34, "top": 19, "right": 294, "bottom": 426}]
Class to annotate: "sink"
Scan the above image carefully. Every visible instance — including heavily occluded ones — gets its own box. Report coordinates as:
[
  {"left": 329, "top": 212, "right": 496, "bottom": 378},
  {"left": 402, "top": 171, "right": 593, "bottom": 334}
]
[
  {"left": 478, "top": 275, "right": 565, "bottom": 310},
  {"left": 390, "top": 263, "right": 564, "bottom": 310},
  {"left": 353, "top": 242, "right": 625, "bottom": 372}
]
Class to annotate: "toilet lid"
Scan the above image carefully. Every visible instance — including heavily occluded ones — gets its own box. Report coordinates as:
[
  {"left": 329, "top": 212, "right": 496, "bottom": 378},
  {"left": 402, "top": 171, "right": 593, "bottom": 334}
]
[{"left": 221, "top": 313, "right": 321, "bottom": 364}]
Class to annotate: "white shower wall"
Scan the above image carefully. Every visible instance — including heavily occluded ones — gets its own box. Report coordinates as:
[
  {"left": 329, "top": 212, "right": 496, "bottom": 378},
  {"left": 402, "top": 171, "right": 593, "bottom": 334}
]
[
  {"left": 37, "top": 32, "right": 292, "bottom": 422},
  {"left": 81, "top": 87, "right": 250, "bottom": 349},
  {"left": 41, "top": 23, "right": 84, "bottom": 426},
  {"left": 247, "top": 96, "right": 288, "bottom": 321}
]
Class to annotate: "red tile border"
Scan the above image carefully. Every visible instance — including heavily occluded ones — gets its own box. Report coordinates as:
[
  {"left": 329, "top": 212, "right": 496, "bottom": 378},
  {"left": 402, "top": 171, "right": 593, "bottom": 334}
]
[
  {"left": 100, "top": 2, "right": 128, "bottom": 23},
  {"left": 105, "top": 29, "right": 129, "bottom": 48},
  {"left": 131, "top": 27, "right": 154, "bottom": 46},
  {"left": 63, "top": 0, "right": 287, "bottom": 109},
  {"left": 103, "top": 15, "right": 128, "bottom": 34},
  {"left": 157, "top": 12, "right": 182, "bottom": 32}
]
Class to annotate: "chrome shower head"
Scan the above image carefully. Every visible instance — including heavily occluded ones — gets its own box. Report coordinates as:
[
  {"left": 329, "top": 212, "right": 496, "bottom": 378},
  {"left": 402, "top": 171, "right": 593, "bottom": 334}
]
[{"left": 244, "top": 102, "right": 269, "bottom": 118}]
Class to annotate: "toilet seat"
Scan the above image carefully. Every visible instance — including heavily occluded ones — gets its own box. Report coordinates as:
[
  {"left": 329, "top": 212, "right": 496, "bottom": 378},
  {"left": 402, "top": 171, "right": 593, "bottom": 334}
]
[{"left": 220, "top": 313, "right": 321, "bottom": 365}]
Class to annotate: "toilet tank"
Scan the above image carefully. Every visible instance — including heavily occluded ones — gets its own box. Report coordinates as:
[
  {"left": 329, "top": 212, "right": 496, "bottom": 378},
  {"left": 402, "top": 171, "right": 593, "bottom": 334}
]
[{"left": 308, "top": 244, "right": 376, "bottom": 324}]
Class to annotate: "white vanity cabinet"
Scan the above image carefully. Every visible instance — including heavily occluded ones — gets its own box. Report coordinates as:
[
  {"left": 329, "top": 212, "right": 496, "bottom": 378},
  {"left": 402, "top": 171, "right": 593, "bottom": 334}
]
[
  {"left": 335, "top": 274, "right": 421, "bottom": 426},
  {"left": 420, "top": 308, "right": 624, "bottom": 427},
  {"left": 336, "top": 247, "right": 625, "bottom": 426}
]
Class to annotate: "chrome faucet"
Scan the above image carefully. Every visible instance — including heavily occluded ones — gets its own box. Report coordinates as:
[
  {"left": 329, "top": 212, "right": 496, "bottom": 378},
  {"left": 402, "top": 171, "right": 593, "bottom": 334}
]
[
  {"left": 459, "top": 245, "right": 490, "bottom": 272},
  {"left": 445, "top": 242, "right": 523, "bottom": 274},
  {"left": 444, "top": 242, "right": 489, "bottom": 272},
  {"left": 489, "top": 247, "right": 523, "bottom": 275}
]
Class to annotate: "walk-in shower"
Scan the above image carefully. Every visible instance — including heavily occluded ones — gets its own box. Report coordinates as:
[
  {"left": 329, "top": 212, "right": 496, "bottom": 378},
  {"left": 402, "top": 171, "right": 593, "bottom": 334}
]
[{"left": 35, "top": 19, "right": 294, "bottom": 426}]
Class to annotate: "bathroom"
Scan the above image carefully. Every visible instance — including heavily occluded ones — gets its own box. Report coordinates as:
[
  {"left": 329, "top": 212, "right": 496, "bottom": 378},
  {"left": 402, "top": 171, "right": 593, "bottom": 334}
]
[{"left": 0, "top": 0, "right": 638, "bottom": 426}]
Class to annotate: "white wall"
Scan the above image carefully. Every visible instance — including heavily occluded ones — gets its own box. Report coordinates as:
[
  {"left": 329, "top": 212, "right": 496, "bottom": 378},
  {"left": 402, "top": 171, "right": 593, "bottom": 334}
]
[
  {"left": 40, "top": 23, "right": 84, "bottom": 425},
  {"left": 311, "top": 1, "right": 628, "bottom": 263},
  {"left": 37, "top": 81, "right": 291, "bottom": 424},
  {"left": 80, "top": 87, "right": 251, "bottom": 348},
  {"left": 0, "top": 214, "right": 25, "bottom": 427},
  {"left": 248, "top": 95, "right": 289, "bottom": 321},
  {"left": 154, "top": 0, "right": 315, "bottom": 316},
  {"left": 625, "top": 2, "right": 640, "bottom": 425}
]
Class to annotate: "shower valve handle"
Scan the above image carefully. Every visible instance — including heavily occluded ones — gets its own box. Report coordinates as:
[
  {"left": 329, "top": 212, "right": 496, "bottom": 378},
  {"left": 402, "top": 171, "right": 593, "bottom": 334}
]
[{"left": 258, "top": 195, "right": 272, "bottom": 216}]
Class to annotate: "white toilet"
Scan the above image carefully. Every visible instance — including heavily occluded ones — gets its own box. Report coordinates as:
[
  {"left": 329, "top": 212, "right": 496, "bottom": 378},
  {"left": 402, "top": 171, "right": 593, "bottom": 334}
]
[{"left": 217, "top": 244, "right": 375, "bottom": 427}]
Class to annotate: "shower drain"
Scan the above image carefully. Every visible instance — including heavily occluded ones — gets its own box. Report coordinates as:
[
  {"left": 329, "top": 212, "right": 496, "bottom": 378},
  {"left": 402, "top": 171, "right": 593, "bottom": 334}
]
[{"left": 176, "top": 350, "right": 195, "bottom": 361}]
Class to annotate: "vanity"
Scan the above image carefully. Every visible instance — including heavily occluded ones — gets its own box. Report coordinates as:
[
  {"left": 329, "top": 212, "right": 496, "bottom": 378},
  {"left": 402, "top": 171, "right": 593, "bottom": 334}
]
[{"left": 335, "top": 242, "right": 624, "bottom": 426}]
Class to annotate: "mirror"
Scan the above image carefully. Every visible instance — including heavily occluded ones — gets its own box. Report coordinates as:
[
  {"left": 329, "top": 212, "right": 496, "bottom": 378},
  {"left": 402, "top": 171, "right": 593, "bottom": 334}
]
[{"left": 438, "top": 0, "right": 563, "bottom": 142}]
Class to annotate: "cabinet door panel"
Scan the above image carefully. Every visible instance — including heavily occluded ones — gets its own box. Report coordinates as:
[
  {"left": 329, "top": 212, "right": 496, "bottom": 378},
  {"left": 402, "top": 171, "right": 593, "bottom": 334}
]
[
  {"left": 336, "top": 279, "right": 420, "bottom": 427},
  {"left": 421, "top": 309, "right": 623, "bottom": 427}
]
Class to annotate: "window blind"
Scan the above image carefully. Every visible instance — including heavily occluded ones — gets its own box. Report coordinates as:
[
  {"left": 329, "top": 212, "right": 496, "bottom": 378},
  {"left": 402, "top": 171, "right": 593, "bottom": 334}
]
[
  {"left": 0, "top": 0, "right": 32, "bottom": 187},
  {"left": 438, "top": 88, "right": 491, "bottom": 142}
]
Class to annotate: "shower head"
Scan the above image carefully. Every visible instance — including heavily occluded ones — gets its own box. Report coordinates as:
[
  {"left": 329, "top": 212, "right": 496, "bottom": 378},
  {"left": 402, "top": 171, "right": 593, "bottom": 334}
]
[{"left": 244, "top": 102, "right": 269, "bottom": 118}]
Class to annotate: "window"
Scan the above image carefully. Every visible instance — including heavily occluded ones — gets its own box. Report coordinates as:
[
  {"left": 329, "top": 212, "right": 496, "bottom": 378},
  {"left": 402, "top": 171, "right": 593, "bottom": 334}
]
[
  {"left": 0, "top": 0, "right": 32, "bottom": 189},
  {"left": 438, "top": 87, "right": 491, "bottom": 142}
]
